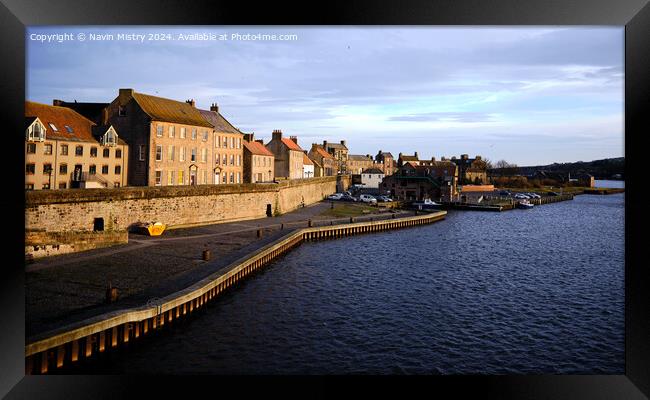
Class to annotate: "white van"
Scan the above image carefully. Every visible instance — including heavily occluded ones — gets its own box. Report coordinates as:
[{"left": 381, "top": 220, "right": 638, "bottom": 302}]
[{"left": 359, "top": 194, "right": 377, "bottom": 204}]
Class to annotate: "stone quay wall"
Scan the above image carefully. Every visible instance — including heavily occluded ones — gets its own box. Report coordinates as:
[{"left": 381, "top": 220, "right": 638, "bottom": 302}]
[{"left": 25, "top": 177, "right": 338, "bottom": 234}]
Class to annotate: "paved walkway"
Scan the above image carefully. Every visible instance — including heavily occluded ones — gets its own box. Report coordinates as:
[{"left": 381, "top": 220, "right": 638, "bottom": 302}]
[{"left": 26, "top": 202, "right": 406, "bottom": 338}]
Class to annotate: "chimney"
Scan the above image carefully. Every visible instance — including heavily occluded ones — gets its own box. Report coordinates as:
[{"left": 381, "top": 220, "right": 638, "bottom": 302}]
[
  {"left": 119, "top": 89, "right": 135, "bottom": 103},
  {"left": 441, "top": 156, "right": 447, "bottom": 161},
  {"left": 53, "top": 99, "right": 64, "bottom": 107},
  {"left": 243, "top": 133, "right": 254, "bottom": 142},
  {"left": 431, "top": 157, "right": 436, "bottom": 162},
  {"left": 186, "top": 99, "right": 196, "bottom": 108},
  {"left": 289, "top": 136, "right": 298, "bottom": 145},
  {"left": 323, "top": 140, "right": 328, "bottom": 148},
  {"left": 256, "top": 139, "right": 264, "bottom": 144},
  {"left": 210, "top": 103, "right": 219, "bottom": 113},
  {"left": 461, "top": 154, "right": 469, "bottom": 160},
  {"left": 414, "top": 151, "right": 419, "bottom": 158},
  {"left": 475, "top": 155, "right": 482, "bottom": 160},
  {"left": 272, "top": 129, "right": 282, "bottom": 141},
  {"left": 451, "top": 156, "right": 457, "bottom": 160},
  {"left": 341, "top": 140, "right": 346, "bottom": 147}
]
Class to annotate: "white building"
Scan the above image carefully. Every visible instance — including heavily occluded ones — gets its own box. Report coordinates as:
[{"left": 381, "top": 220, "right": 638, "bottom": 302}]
[
  {"left": 360, "top": 168, "right": 385, "bottom": 189},
  {"left": 302, "top": 153, "right": 314, "bottom": 178}
]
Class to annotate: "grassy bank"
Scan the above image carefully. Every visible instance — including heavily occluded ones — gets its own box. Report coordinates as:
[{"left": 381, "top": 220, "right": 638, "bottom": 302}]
[{"left": 319, "top": 203, "right": 379, "bottom": 218}]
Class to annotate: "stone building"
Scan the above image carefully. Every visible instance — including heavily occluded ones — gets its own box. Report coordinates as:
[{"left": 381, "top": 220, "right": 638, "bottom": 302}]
[
  {"left": 322, "top": 140, "right": 348, "bottom": 174},
  {"left": 360, "top": 168, "right": 385, "bottom": 189},
  {"left": 375, "top": 150, "right": 395, "bottom": 176},
  {"left": 302, "top": 153, "right": 315, "bottom": 178},
  {"left": 265, "top": 130, "right": 304, "bottom": 179},
  {"left": 380, "top": 160, "right": 459, "bottom": 202},
  {"left": 397, "top": 152, "right": 420, "bottom": 167},
  {"left": 308, "top": 144, "right": 337, "bottom": 176},
  {"left": 451, "top": 154, "right": 488, "bottom": 185},
  {"left": 25, "top": 101, "right": 129, "bottom": 190},
  {"left": 242, "top": 136, "right": 274, "bottom": 183},
  {"left": 198, "top": 103, "right": 245, "bottom": 185},
  {"left": 347, "top": 154, "right": 376, "bottom": 175}
]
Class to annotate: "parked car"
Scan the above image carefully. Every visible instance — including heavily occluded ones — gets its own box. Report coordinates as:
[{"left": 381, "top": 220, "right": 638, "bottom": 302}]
[
  {"left": 513, "top": 193, "right": 530, "bottom": 199},
  {"left": 547, "top": 191, "right": 560, "bottom": 196},
  {"left": 526, "top": 193, "right": 541, "bottom": 199},
  {"left": 377, "top": 195, "right": 392, "bottom": 202},
  {"left": 359, "top": 194, "right": 378, "bottom": 204},
  {"left": 327, "top": 193, "right": 343, "bottom": 200},
  {"left": 340, "top": 194, "right": 357, "bottom": 202},
  {"left": 499, "top": 190, "right": 512, "bottom": 196}
]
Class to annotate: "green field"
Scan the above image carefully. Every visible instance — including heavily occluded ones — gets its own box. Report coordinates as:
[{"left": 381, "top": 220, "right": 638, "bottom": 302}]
[{"left": 319, "top": 202, "right": 378, "bottom": 218}]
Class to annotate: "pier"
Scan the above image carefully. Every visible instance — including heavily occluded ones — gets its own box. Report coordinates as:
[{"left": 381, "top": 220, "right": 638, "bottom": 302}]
[{"left": 25, "top": 210, "right": 446, "bottom": 374}]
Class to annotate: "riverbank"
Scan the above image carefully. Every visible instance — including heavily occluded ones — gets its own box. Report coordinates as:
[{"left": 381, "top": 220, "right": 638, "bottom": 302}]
[{"left": 25, "top": 210, "right": 447, "bottom": 374}]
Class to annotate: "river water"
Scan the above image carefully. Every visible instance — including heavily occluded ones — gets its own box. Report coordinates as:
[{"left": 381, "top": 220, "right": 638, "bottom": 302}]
[{"left": 82, "top": 188, "right": 625, "bottom": 374}]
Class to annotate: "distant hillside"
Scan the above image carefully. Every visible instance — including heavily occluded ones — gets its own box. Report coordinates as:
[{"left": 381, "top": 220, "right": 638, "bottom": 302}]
[{"left": 516, "top": 157, "right": 624, "bottom": 180}]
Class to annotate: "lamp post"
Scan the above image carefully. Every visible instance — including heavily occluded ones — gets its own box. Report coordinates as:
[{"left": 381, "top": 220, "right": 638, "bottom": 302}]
[{"left": 44, "top": 164, "right": 52, "bottom": 189}]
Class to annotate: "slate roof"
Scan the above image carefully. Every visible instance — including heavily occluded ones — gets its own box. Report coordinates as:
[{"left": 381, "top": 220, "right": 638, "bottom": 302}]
[
  {"left": 362, "top": 168, "right": 384, "bottom": 174},
  {"left": 400, "top": 155, "right": 419, "bottom": 161},
  {"left": 348, "top": 154, "right": 373, "bottom": 161},
  {"left": 198, "top": 109, "right": 243, "bottom": 134},
  {"left": 131, "top": 92, "right": 213, "bottom": 128},
  {"left": 243, "top": 140, "right": 274, "bottom": 157},
  {"left": 325, "top": 142, "right": 347, "bottom": 150}
]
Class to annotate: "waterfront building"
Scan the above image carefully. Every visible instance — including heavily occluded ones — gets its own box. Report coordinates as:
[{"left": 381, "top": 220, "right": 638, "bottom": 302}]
[
  {"left": 347, "top": 154, "right": 376, "bottom": 175},
  {"left": 308, "top": 144, "right": 337, "bottom": 176},
  {"left": 397, "top": 152, "right": 420, "bottom": 167},
  {"left": 265, "top": 130, "right": 304, "bottom": 179},
  {"left": 360, "top": 168, "right": 385, "bottom": 189},
  {"left": 322, "top": 140, "right": 349, "bottom": 174},
  {"left": 380, "top": 160, "right": 458, "bottom": 201},
  {"left": 198, "top": 103, "right": 245, "bottom": 185},
  {"left": 375, "top": 150, "right": 395, "bottom": 176},
  {"left": 25, "top": 101, "right": 129, "bottom": 190},
  {"left": 105, "top": 89, "right": 243, "bottom": 186},
  {"left": 451, "top": 154, "right": 488, "bottom": 185},
  {"left": 242, "top": 135, "right": 275, "bottom": 183},
  {"left": 302, "top": 153, "right": 315, "bottom": 178}
]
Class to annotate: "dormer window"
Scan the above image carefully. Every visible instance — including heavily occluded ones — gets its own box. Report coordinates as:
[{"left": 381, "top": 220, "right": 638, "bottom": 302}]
[
  {"left": 101, "top": 127, "right": 118, "bottom": 147},
  {"left": 26, "top": 119, "right": 46, "bottom": 142}
]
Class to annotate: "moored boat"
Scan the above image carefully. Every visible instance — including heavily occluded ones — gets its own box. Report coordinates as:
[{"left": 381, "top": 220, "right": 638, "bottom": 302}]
[
  {"left": 412, "top": 198, "right": 443, "bottom": 210},
  {"left": 517, "top": 200, "right": 534, "bottom": 209}
]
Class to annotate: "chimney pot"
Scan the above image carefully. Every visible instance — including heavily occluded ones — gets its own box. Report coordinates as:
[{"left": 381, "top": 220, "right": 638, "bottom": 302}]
[
  {"left": 53, "top": 99, "right": 63, "bottom": 106},
  {"left": 210, "top": 103, "right": 219, "bottom": 113}
]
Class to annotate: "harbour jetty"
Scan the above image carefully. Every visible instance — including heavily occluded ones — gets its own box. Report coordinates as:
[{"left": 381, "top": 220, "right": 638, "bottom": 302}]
[{"left": 25, "top": 210, "right": 446, "bottom": 374}]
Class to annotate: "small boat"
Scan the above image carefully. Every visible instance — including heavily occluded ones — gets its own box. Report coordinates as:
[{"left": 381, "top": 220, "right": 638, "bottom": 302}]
[
  {"left": 412, "top": 198, "right": 443, "bottom": 210},
  {"left": 517, "top": 200, "right": 534, "bottom": 209},
  {"left": 135, "top": 221, "right": 167, "bottom": 236}
]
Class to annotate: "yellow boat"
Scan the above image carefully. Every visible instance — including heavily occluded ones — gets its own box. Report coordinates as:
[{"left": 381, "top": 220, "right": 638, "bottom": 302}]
[{"left": 147, "top": 222, "right": 166, "bottom": 236}]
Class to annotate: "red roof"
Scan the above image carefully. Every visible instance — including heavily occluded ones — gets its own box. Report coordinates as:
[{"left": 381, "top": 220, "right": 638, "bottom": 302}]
[
  {"left": 314, "top": 146, "right": 334, "bottom": 159},
  {"left": 25, "top": 101, "right": 97, "bottom": 142},
  {"left": 281, "top": 137, "right": 303, "bottom": 151},
  {"left": 243, "top": 140, "right": 274, "bottom": 156},
  {"left": 302, "top": 153, "right": 314, "bottom": 165}
]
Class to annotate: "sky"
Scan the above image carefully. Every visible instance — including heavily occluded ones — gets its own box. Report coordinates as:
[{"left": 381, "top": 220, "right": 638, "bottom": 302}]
[{"left": 26, "top": 26, "right": 624, "bottom": 166}]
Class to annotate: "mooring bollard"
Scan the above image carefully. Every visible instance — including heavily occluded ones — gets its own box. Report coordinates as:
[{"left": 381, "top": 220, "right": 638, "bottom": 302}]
[
  {"left": 308, "top": 220, "right": 313, "bottom": 227},
  {"left": 350, "top": 217, "right": 355, "bottom": 223},
  {"left": 280, "top": 223, "right": 284, "bottom": 230},
  {"left": 106, "top": 284, "right": 118, "bottom": 304},
  {"left": 257, "top": 229, "right": 263, "bottom": 238},
  {"left": 202, "top": 249, "right": 211, "bottom": 261}
]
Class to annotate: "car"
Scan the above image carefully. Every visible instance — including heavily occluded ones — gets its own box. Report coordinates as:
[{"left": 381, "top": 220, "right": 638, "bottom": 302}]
[
  {"left": 527, "top": 193, "right": 541, "bottom": 199},
  {"left": 377, "top": 195, "right": 392, "bottom": 202},
  {"left": 340, "top": 194, "right": 357, "bottom": 202},
  {"left": 499, "top": 190, "right": 512, "bottom": 196},
  {"left": 547, "top": 191, "right": 559, "bottom": 196},
  {"left": 359, "top": 194, "right": 378, "bottom": 204},
  {"left": 327, "top": 193, "right": 343, "bottom": 200},
  {"left": 513, "top": 193, "right": 530, "bottom": 199}
]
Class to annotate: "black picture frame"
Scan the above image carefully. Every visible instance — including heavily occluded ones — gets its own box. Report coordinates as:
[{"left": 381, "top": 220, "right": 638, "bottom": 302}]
[{"left": 1, "top": 0, "right": 648, "bottom": 398}]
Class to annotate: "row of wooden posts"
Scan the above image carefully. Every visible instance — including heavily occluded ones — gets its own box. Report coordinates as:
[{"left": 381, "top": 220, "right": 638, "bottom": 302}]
[{"left": 25, "top": 211, "right": 446, "bottom": 374}]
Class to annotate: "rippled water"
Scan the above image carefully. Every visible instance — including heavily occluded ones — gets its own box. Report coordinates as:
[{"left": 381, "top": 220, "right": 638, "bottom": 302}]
[{"left": 83, "top": 192, "right": 625, "bottom": 374}]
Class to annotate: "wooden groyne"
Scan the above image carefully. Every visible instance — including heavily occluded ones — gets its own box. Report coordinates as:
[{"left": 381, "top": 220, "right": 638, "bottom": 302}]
[{"left": 25, "top": 211, "right": 446, "bottom": 374}]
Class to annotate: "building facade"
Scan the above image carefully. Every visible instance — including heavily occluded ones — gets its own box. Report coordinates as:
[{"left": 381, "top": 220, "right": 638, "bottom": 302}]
[
  {"left": 380, "top": 160, "right": 459, "bottom": 202},
  {"left": 347, "top": 154, "right": 376, "bottom": 175},
  {"left": 322, "top": 140, "right": 348, "bottom": 174},
  {"left": 375, "top": 150, "right": 395, "bottom": 176},
  {"left": 308, "top": 144, "right": 337, "bottom": 176},
  {"left": 265, "top": 130, "right": 304, "bottom": 180},
  {"left": 451, "top": 154, "right": 488, "bottom": 185},
  {"left": 243, "top": 138, "right": 275, "bottom": 183},
  {"left": 397, "top": 152, "right": 420, "bottom": 167},
  {"left": 199, "top": 104, "right": 245, "bottom": 185},
  {"left": 302, "top": 153, "right": 315, "bottom": 178},
  {"left": 25, "top": 101, "right": 129, "bottom": 190},
  {"left": 360, "top": 168, "right": 385, "bottom": 189}
]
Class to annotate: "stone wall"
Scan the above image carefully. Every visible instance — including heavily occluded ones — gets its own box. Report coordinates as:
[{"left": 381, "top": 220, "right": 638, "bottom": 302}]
[
  {"left": 25, "top": 230, "right": 128, "bottom": 259},
  {"left": 25, "top": 177, "right": 337, "bottom": 233}
]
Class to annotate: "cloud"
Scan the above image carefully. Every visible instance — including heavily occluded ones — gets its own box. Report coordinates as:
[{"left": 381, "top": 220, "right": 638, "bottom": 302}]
[{"left": 389, "top": 112, "right": 496, "bottom": 123}]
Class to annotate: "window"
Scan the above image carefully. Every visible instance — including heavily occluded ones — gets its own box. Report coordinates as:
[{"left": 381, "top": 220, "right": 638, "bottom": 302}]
[
  {"left": 230, "top": 154, "right": 234, "bottom": 166},
  {"left": 180, "top": 147, "right": 186, "bottom": 162},
  {"left": 168, "top": 170, "right": 175, "bottom": 186},
  {"left": 222, "top": 154, "right": 227, "bottom": 165},
  {"left": 118, "top": 105, "right": 126, "bottom": 116},
  {"left": 59, "top": 164, "right": 67, "bottom": 174},
  {"left": 230, "top": 137, "right": 234, "bottom": 148},
  {"left": 26, "top": 143, "right": 36, "bottom": 154},
  {"left": 61, "top": 145, "right": 68, "bottom": 155},
  {"left": 115, "top": 165, "right": 122, "bottom": 174},
  {"left": 230, "top": 172, "right": 234, "bottom": 183},
  {"left": 238, "top": 138, "right": 241, "bottom": 149},
  {"left": 202, "top": 131, "right": 208, "bottom": 141},
  {"left": 42, "top": 183, "right": 51, "bottom": 190},
  {"left": 44, "top": 144, "right": 53, "bottom": 155},
  {"left": 59, "top": 182, "right": 67, "bottom": 189},
  {"left": 191, "top": 148, "right": 197, "bottom": 162},
  {"left": 114, "top": 182, "right": 120, "bottom": 188},
  {"left": 75, "top": 146, "right": 83, "bottom": 156},
  {"left": 191, "top": 128, "right": 197, "bottom": 140},
  {"left": 65, "top": 125, "right": 73, "bottom": 133},
  {"left": 222, "top": 172, "right": 227, "bottom": 184},
  {"left": 116, "top": 149, "right": 122, "bottom": 158},
  {"left": 180, "top": 127, "right": 186, "bottom": 139},
  {"left": 178, "top": 170, "right": 184, "bottom": 185},
  {"left": 89, "top": 165, "right": 96, "bottom": 175},
  {"left": 102, "top": 165, "right": 109, "bottom": 174},
  {"left": 168, "top": 145, "right": 175, "bottom": 161},
  {"left": 27, "top": 122, "right": 45, "bottom": 141},
  {"left": 201, "top": 148, "right": 207, "bottom": 163},
  {"left": 156, "top": 125, "right": 164, "bottom": 137},
  {"left": 169, "top": 126, "right": 175, "bottom": 138},
  {"left": 138, "top": 145, "right": 145, "bottom": 161},
  {"left": 222, "top": 137, "right": 227, "bottom": 147},
  {"left": 26, "top": 163, "right": 35, "bottom": 174},
  {"left": 215, "top": 134, "right": 220, "bottom": 148},
  {"left": 155, "top": 170, "right": 162, "bottom": 186},
  {"left": 103, "top": 148, "right": 110, "bottom": 158},
  {"left": 237, "top": 172, "right": 241, "bottom": 183},
  {"left": 25, "top": 184, "right": 34, "bottom": 190},
  {"left": 48, "top": 123, "right": 58, "bottom": 132},
  {"left": 155, "top": 145, "right": 163, "bottom": 161},
  {"left": 237, "top": 155, "right": 241, "bottom": 166},
  {"left": 90, "top": 147, "right": 98, "bottom": 157},
  {"left": 215, "top": 153, "right": 220, "bottom": 164}
]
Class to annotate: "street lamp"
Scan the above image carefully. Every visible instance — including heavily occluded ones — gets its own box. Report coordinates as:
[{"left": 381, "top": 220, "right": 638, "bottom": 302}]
[{"left": 44, "top": 164, "right": 52, "bottom": 189}]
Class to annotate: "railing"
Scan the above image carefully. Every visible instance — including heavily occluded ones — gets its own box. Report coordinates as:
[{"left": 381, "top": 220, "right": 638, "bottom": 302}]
[{"left": 70, "top": 172, "right": 110, "bottom": 187}]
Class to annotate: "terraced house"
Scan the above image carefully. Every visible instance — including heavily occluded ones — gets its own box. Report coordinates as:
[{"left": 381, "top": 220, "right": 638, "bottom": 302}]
[
  {"left": 106, "top": 89, "right": 243, "bottom": 186},
  {"left": 25, "top": 101, "right": 129, "bottom": 190},
  {"left": 265, "top": 130, "right": 304, "bottom": 180}
]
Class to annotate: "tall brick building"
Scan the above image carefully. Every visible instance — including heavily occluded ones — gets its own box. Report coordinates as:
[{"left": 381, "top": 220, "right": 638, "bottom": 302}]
[
  {"left": 243, "top": 135, "right": 275, "bottom": 183},
  {"left": 265, "top": 130, "right": 304, "bottom": 179},
  {"left": 322, "top": 140, "right": 348, "bottom": 174},
  {"left": 25, "top": 101, "right": 129, "bottom": 190}
]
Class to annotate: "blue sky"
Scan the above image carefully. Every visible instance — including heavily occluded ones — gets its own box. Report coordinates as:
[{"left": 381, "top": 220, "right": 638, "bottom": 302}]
[{"left": 26, "top": 26, "right": 624, "bottom": 166}]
